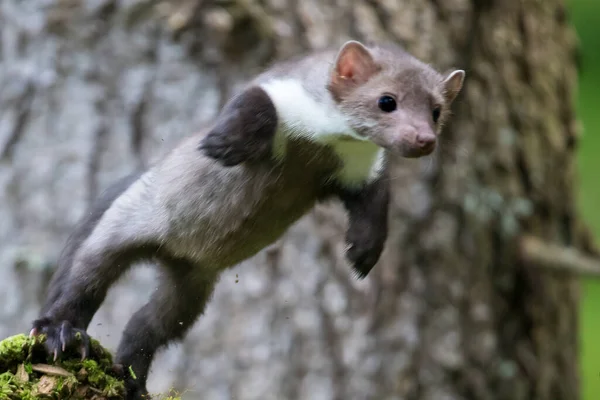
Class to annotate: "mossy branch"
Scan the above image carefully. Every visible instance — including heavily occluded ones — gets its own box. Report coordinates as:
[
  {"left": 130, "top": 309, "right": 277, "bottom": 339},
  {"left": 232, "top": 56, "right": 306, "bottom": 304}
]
[
  {"left": 0, "top": 334, "right": 182, "bottom": 400},
  {"left": 520, "top": 234, "right": 600, "bottom": 277}
]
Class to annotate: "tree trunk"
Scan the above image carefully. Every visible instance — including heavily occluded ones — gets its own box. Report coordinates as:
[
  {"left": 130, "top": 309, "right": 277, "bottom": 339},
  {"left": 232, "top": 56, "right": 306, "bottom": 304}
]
[{"left": 0, "top": 0, "right": 584, "bottom": 399}]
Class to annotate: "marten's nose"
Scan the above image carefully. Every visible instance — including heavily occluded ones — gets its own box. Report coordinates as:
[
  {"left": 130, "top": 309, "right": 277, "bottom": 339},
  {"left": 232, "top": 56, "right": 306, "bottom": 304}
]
[{"left": 416, "top": 133, "right": 436, "bottom": 152}]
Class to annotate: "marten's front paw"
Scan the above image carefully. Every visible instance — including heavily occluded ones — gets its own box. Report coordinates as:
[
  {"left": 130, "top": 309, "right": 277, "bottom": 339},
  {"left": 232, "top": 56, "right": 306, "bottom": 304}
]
[
  {"left": 345, "top": 236, "right": 384, "bottom": 279},
  {"left": 30, "top": 318, "right": 90, "bottom": 361},
  {"left": 345, "top": 243, "right": 380, "bottom": 279}
]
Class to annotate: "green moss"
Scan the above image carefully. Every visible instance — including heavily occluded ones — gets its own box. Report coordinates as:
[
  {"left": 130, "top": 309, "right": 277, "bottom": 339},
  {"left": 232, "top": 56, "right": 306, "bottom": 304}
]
[
  {"left": 0, "top": 334, "right": 31, "bottom": 367},
  {"left": 129, "top": 365, "right": 137, "bottom": 380},
  {"left": 0, "top": 333, "right": 125, "bottom": 399},
  {"left": 0, "top": 334, "right": 183, "bottom": 399}
]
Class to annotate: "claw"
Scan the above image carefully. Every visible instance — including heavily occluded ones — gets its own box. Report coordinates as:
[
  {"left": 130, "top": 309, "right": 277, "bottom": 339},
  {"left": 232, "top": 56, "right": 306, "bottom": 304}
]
[
  {"left": 29, "top": 328, "right": 37, "bottom": 338},
  {"left": 60, "top": 327, "right": 67, "bottom": 352},
  {"left": 78, "top": 330, "right": 91, "bottom": 361},
  {"left": 30, "top": 318, "right": 92, "bottom": 364}
]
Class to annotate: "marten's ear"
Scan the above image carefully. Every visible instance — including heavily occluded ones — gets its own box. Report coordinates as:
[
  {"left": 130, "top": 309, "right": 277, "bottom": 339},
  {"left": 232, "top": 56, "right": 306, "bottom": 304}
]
[
  {"left": 442, "top": 70, "right": 465, "bottom": 105},
  {"left": 329, "top": 41, "right": 379, "bottom": 101}
]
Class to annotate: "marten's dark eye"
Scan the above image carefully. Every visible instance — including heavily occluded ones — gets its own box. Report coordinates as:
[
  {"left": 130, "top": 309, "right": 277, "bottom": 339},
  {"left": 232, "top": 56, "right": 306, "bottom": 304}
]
[
  {"left": 432, "top": 106, "right": 441, "bottom": 123},
  {"left": 378, "top": 96, "right": 397, "bottom": 112}
]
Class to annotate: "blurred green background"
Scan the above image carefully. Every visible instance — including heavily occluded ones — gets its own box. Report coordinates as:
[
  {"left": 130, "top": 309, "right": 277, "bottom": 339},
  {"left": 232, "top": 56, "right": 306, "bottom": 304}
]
[{"left": 571, "top": 0, "right": 600, "bottom": 398}]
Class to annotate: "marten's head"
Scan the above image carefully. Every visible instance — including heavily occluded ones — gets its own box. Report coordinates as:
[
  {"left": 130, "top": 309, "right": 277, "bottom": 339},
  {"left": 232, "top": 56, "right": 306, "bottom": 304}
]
[{"left": 327, "top": 41, "right": 465, "bottom": 158}]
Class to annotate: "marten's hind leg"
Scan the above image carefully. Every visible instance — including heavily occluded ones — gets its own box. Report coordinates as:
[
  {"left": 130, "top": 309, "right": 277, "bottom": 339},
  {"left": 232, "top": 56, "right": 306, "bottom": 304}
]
[
  {"left": 39, "top": 172, "right": 143, "bottom": 316},
  {"left": 114, "top": 257, "right": 217, "bottom": 400},
  {"left": 31, "top": 174, "right": 158, "bottom": 361},
  {"left": 31, "top": 237, "right": 159, "bottom": 361}
]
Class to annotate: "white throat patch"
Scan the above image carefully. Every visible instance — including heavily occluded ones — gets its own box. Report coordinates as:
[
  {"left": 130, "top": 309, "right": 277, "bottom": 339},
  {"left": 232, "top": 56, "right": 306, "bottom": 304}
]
[{"left": 259, "top": 79, "right": 385, "bottom": 187}]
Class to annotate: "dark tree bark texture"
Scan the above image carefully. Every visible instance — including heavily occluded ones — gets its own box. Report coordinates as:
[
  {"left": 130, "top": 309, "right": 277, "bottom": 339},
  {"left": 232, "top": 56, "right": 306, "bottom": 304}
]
[{"left": 0, "top": 0, "right": 584, "bottom": 399}]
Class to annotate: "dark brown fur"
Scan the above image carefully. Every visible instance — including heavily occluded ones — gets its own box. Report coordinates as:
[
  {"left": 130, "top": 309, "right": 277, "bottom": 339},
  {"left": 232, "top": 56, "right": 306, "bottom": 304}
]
[{"left": 200, "top": 86, "right": 278, "bottom": 166}]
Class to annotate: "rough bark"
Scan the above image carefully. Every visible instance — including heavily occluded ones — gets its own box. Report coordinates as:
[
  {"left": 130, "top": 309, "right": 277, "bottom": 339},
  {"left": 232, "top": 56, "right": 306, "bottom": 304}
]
[{"left": 0, "top": 0, "right": 583, "bottom": 399}]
